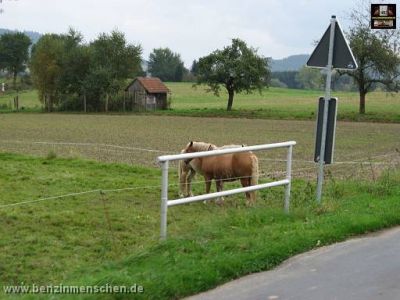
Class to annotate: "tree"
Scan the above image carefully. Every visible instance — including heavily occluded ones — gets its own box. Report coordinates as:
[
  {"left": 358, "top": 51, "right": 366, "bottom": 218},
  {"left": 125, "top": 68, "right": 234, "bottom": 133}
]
[
  {"left": 87, "top": 30, "right": 142, "bottom": 111},
  {"left": 196, "top": 38, "right": 270, "bottom": 111},
  {"left": 339, "top": 5, "right": 400, "bottom": 114},
  {"left": 30, "top": 34, "right": 64, "bottom": 111},
  {"left": 271, "top": 71, "right": 300, "bottom": 89},
  {"left": 190, "top": 60, "right": 198, "bottom": 76},
  {"left": 148, "top": 48, "right": 185, "bottom": 81},
  {"left": 0, "top": 32, "right": 31, "bottom": 88},
  {"left": 296, "top": 66, "right": 323, "bottom": 90},
  {"left": 57, "top": 29, "right": 91, "bottom": 97}
]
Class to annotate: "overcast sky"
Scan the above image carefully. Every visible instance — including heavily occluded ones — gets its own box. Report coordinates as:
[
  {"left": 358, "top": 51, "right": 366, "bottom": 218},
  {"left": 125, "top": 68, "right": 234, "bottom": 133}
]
[{"left": 0, "top": 0, "right": 376, "bottom": 67}]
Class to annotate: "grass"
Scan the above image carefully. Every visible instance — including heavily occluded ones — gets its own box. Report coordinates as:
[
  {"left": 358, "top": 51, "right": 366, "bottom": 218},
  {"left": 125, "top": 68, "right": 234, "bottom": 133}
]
[
  {"left": 162, "top": 83, "right": 400, "bottom": 122},
  {"left": 0, "top": 152, "right": 399, "bottom": 299},
  {"left": 1, "top": 83, "right": 399, "bottom": 122},
  {"left": 0, "top": 89, "right": 41, "bottom": 112},
  {"left": 0, "top": 114, "right": 399, "bottom": 180}
]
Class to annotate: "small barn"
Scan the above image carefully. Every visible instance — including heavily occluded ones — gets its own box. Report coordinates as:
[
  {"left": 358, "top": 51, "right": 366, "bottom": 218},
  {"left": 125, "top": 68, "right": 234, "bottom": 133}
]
[{"left": 125, "top": 77, "right": 170, "bottom": 111}]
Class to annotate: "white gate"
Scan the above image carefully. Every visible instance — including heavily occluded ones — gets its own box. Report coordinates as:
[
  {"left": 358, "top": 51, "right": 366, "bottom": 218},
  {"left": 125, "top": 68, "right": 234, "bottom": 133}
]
[{"left": 157, "top": 141, "right": 296, "bottom": 240}]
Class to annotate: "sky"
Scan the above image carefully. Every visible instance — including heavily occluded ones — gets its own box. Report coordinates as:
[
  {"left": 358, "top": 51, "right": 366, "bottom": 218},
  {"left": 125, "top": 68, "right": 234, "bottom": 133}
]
[{"left": 0, "top": 0, "right": 381, "bottom": 67}]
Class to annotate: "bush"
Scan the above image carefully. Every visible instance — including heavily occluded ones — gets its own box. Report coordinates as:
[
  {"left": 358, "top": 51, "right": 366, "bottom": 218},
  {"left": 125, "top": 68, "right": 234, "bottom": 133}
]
[{"left": 270, "top": 78, "right": 288, "bottom": 88}]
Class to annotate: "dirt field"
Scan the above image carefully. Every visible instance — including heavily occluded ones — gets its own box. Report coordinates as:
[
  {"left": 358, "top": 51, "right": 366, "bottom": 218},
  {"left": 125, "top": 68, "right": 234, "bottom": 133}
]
[{"left": 1, "top": 113, "right": 399, "bottom": 180}]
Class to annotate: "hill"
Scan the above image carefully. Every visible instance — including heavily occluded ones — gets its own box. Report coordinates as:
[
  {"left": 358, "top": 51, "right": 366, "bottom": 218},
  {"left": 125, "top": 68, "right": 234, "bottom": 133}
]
[
  {"left": 270, "top": 54, "right": 309, "bottom": 72},
  {"left": 0, "top": 28, "right": 42, "bottom": 44}
]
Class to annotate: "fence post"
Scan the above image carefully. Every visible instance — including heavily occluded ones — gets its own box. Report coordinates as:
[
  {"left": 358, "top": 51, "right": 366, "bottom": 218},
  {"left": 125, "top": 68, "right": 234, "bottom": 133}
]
[
  {"left": 284, "top": 145, "right": 293, "bottom": 213},
  {"left": 160, "top": 160, "right": 169, "bottom": 240}
]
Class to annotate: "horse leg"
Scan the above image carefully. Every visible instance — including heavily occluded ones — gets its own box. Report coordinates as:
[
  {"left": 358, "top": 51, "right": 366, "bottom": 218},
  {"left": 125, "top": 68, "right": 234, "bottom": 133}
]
[
  {"left": 240, "top": 178, "right": 253, "bottom": 205},
  {"left": 178, "top": 161, "right": 188, "bottom": 198},
  {"left": 203, "top": 176, "right": 212, "bottom": 204},
  {"left": 215, "top": 179, "right": 225, "bottom": 205},
  {"left": 187, "top": 169, "right": 196, "bottom": 197}
]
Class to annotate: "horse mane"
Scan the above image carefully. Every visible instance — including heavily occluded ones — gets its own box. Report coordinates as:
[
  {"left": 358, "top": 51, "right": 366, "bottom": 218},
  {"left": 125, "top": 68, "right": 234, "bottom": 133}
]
[
  {"left": 189, "top": 141, "right": 218, "bottom": 151},
  {"left": 219, "top": 144, "right": 245, "bottom": 149}
]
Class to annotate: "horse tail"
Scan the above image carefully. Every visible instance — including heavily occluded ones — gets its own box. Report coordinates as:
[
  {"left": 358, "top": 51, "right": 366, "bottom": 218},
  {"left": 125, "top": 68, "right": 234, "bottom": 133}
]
[
  {"left": 250, "top": 154, "right": 259, "bottom": 187},
  {"left": 178, "top": 150, "right": 187, "bottom": 197},
  {"left": 178, "top": 159, "right": 184, "bottom": 196}
]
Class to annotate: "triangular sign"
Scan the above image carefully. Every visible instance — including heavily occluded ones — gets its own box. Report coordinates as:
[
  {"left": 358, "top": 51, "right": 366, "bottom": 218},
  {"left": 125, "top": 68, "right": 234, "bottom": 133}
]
[{"left": 307, "top": 19, "right": 358, "bottom": 70}]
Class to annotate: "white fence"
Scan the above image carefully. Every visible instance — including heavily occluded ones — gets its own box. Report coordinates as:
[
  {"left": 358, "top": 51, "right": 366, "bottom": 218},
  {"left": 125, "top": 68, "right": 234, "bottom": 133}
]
[{"left": 157, "top": 141, "right": 296, "bottom": 240}]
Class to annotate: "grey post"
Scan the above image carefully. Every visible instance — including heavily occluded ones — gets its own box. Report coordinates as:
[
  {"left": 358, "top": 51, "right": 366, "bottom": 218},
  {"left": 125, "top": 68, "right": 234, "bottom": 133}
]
[
  {"left": 284, "top": 145, "right": 293, "bottom": 213},
  {"left": 316, "top": 16, "right": 336, "bottom": 203},
  {"left": 160, "top": 160, "right": 169, "bottom": 240}
]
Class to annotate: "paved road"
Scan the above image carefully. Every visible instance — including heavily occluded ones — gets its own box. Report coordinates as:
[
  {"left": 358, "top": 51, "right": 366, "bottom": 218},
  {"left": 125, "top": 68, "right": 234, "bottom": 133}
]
[{"left": 187, "top": 227, "right": 400, "bottom": 300}]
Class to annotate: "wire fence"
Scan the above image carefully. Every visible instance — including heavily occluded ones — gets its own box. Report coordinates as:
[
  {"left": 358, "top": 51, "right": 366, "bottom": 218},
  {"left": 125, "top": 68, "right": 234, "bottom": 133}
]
[{"left": 0, "top": 139, "right": 399, "bottom": 210}]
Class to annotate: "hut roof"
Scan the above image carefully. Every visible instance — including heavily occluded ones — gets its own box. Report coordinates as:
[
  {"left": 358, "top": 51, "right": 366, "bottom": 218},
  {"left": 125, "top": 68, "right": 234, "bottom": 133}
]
[{"left": 126, "top": 77, "right": 170, "bottom": 93}]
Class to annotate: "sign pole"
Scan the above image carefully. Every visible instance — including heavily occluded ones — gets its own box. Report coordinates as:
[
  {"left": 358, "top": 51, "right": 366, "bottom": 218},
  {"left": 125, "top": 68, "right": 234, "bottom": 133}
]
[{"left": 316, "top": 16, "right": 336, "bottom": 203}]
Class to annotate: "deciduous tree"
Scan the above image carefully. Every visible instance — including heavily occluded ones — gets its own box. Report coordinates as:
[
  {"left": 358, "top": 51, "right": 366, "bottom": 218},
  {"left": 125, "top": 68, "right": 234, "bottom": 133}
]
[
  {"left": 196, "top": 38, "right": 270, "bottom": 111},
  {"left": 30, "top": 34, "right": 64, "bottom": 111},
  {"left": 89, "top": 30, "right": 142, "bottom": 111},
  {"left": 0, "top": 32, "right": 31, "bottom": 88},
  {"left": 148, "top": 48, "right": 185, "bottom": 81},
  {"left": 339, "top": 6, "right": 400, "bottom": 114}
]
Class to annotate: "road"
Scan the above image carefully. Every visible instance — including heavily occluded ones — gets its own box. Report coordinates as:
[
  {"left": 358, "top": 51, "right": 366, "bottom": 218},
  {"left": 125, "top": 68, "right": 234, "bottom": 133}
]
[{"left": 187, "top": 227, "right": 400, "bottom": 300}]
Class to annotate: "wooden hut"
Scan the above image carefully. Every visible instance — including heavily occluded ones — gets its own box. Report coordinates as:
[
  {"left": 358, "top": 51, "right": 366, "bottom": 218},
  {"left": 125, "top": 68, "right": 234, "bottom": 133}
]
[{"left": 125, "top": 77, "right": 170, "bottom": 111}]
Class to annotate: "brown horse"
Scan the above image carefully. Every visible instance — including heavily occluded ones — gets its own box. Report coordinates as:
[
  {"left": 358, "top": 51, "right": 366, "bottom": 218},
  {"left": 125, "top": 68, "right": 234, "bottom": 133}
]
[{"left": 179, "top": 141, "right": 259, "bottom": 204}]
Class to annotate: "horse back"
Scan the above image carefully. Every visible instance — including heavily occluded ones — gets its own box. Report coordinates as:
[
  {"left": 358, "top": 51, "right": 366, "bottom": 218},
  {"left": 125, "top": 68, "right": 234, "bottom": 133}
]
[{"left": 201, "top": 152, "right": 255, "bottom": 180}]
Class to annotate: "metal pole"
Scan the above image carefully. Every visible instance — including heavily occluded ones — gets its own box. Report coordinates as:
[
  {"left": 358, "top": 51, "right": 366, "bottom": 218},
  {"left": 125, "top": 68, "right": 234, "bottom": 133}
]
[
  {"left": 316, "top": 16, "right": 336, "bottom": 203},
  {"left": 160, "top": 161, "right": 169, "bottom": 240},
  {"left": 284, "top": 145, "right": 293, "bottom": 213}
]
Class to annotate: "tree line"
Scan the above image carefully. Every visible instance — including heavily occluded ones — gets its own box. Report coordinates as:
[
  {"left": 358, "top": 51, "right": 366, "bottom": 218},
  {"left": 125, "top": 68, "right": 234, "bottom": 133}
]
[
  {"left": 271, "top": 68, "right": 356, "bottom": 91},
  {"left": 0, "top": 4, "right": 399, "bottom": 114}
]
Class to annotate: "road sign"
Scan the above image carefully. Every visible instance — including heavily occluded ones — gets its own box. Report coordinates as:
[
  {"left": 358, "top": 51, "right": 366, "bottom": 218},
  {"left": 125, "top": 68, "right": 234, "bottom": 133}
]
[
  {"left": 307, "top": 17, "right": 357, "bottom": 70},
  {"left": 314, "top": 97, "right": 337, "bottom": 165},
  {"left": 307, "top": 16, "right": 357, "bottom": 203}
]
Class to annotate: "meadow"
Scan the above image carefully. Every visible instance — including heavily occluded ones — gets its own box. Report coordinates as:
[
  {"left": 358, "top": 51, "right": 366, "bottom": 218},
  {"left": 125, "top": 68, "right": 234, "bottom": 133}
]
[
  {"left": 0, "top": 83, "right": 399, "bottom": 298},
  {"left": 1, "top": 83, "right": 399, "bottom": 122},
  {"left": 165, "top": 83, "right": 400, "bottom": 122},
  {"left": 0, "top": 113, "right": 399, "bottom": 298},
  {"left": 0, "top": 114, "right": 399, "bottom": 179},
  {"left": 0, "top": 89, "right": 39, "bottom": 111},
  {"left": 0, "top": 153, "right": 399, "bottom": 299}
]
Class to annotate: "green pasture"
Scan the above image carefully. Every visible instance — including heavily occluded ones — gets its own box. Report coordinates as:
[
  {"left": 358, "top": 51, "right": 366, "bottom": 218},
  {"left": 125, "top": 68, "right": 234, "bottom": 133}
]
[
  {"left": 0, "top": 113, "right": 399, "bottom": 298},
  {"left": 0, "top": 153, "right": 399, "bottom": 299},
  {"left": 165, "top": 83, "right": 400, "bottom": 122},
  {"left": 0, "top": 89, "right": 40, "bottom": 111},
  {"left": 1, "top": 83, "right": 399, "bottom": 122},
  {"left": 0, "top": 114, "right": 399, "bottom": 181}
]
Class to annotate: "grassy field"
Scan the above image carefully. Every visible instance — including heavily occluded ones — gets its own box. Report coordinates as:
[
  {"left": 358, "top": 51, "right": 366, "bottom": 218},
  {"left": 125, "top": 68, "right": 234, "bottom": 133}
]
[
  {"left": 0, "top": 153, "right": 399, "bottom": 299},
  {"left": 0, "top": 112, "right": 399, "bottom": 298},
  {"left": 0, "top": 89, "right": 40, "bottom": 111},
  {"left": 165, "top": 83, "right": 400, "bottom": 122},
  {"left": 1, "top": 83, "right": 399, "bottom": 122},
  {"left": 0, "top": 114, "right": 399, "bottom": 181}
]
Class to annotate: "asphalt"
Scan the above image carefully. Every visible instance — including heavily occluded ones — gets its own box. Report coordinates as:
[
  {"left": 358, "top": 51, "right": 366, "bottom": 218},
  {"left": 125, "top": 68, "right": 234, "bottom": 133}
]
[{"left": 186, "top": 227, "right": 400, "bottom": 300}]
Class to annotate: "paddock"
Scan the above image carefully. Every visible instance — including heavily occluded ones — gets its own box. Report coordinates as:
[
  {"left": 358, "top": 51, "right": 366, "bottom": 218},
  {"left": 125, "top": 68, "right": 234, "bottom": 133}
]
[
  {"left": 0, "top": 113, "right": 399, "bottom": 294},
  {"left": 0, "top": 114, "right": 398, "bottom": 180}
]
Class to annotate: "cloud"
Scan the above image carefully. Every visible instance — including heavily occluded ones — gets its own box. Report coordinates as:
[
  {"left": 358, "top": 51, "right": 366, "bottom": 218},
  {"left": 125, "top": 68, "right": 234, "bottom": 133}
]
[{"left": 1, "top": 0, "right": 357, "bottom": 66}]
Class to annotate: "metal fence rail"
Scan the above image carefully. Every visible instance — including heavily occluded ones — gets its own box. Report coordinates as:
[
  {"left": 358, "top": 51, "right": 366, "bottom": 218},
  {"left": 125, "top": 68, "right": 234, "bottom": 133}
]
[{"left": 157, "top": 141, "right": 296, "bottom": 240}]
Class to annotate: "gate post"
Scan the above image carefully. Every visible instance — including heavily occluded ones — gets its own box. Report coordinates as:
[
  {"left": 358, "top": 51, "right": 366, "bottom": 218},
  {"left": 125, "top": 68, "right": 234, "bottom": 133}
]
[
  {"left": 284, "top": 145, "right": 293, "bottom": 213},
  {"left": 160, "top": 161, "right": 169, "bottom": 240}
]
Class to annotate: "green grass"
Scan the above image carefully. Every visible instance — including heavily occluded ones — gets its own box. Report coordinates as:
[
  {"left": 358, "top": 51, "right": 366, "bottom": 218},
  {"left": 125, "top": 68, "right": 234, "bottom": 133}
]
[
  {"left": 0, "top": 89, "right": 41, "bottom": 112},
  {"left": 1, "top": 153, "right": 400, "bottom": 299},
  {"left": 1, "top": 114, "right": 399, "bottom": 182},
  {"left": 163, "top": 83, "right": 400, "bottom": 122},
  {"left": 1, "top": 83, "right": 399, "bottom": 122}
]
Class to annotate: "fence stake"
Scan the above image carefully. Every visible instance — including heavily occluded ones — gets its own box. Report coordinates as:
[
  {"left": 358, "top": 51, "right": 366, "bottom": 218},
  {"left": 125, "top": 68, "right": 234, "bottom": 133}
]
[{"left": 160, "top": 160, "right": 169, "bottom": 240}]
